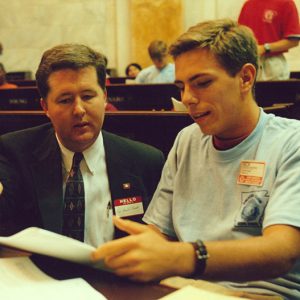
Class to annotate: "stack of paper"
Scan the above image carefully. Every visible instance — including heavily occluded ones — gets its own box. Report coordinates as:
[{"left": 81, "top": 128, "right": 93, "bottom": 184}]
[{"left": 0, "top": 257, "right": 107, "bottom": 300}]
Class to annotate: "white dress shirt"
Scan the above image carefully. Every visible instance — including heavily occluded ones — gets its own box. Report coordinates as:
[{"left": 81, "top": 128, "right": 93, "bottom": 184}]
[{"left": 57, "top": 132, "right": 114, "bottom": 247}]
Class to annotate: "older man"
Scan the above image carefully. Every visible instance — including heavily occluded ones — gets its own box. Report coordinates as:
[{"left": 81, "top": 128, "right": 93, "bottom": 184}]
[{"left": 0, "top": 44, "right": 164, "bottom": 245}]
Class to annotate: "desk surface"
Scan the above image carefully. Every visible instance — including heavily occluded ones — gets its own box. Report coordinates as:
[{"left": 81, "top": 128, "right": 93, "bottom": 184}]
[{"left": 0, "top": 247, "right": 174, "bottom": 300}]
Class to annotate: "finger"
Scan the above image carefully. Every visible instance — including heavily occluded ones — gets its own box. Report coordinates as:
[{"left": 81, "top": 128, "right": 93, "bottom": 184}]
[
  {"left": 113, "top": 265, "right": 140, "bottom": 278},
  {"left": 111, "top": 261, "right": 147, "bottom": 281},
  {"left": 116, "top": 266, "right": 153, "bottom": 283},
  {"left": 104, "top": 248, "right": 141, "bottom": 270},
  {"left": 91, "top": 234, "right": 140, "bottom": 261},
  {"left": 113, "top": 216, "right": 148, "bottom": 235}
]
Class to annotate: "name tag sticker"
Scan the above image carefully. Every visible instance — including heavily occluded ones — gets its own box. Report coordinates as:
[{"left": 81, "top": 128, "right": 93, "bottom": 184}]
[
  {"left": 237, "top": 160, "right": 266, "bottom": 186},
  {"left": 114, "top": 196, "right": 144, "bottom": 217}
]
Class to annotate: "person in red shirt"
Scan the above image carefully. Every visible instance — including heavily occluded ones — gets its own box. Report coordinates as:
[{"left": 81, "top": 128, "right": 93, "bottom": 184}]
[
  {"left": 238, "top": 0, "right": 300, "bottom": 80},
  {"left": 0, "top": 63, "right": 17, "bottom": 89}
]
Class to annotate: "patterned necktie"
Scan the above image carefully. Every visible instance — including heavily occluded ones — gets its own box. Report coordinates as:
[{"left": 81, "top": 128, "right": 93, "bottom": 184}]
[{"left": 63, "top": 152, "right": 85, "bottom": 241}]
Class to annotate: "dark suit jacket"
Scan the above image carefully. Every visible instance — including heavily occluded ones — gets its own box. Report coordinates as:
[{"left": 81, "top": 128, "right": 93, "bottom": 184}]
[{"left": 0, "top": 123, "right": 165, "bottom": 238}]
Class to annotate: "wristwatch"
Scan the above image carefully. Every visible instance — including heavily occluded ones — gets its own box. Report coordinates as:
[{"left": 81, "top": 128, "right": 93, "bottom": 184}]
[
  {"left": 264, "top": 43, "right": 271, "bottom": 54},
  {"left": 191, "top": 239, "right": 209, "bottom": 276}
]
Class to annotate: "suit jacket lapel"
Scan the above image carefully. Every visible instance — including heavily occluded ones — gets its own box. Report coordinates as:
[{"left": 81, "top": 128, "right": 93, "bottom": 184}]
[
  {"left": 103, "top": 131, "right": 147, "bottom": 203},
  {"left": 30, "top": 128, "right": 63, "bottom": 233},
  {"left": 103, "top": 131, "right": 147, "bottom": 238}
]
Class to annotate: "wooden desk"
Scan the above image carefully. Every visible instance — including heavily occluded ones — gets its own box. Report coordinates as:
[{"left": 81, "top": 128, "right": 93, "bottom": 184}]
[
  {"left": 0, "top": 107, "right": 298, "bottom": 156},
  {"left": 0, "top": 111, "right": 193, "bottom": 156},
  {"left": 0, "top": 247, "right": 174, "bottom": 300}
]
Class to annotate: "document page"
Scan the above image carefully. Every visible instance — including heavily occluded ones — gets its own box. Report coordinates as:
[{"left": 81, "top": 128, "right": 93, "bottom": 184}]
[
  {"left": 0, "top": 256, "right": 107, "bottom": 300},
  {"left": 0, "top": 227, "right": 107, "bottom": 270},
  {"left": 159, "top": 285, "right": 247, "bottom": 300}
]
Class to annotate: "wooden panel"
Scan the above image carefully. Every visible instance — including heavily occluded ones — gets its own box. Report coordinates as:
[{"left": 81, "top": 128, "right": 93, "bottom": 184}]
[
  {"left": 0, "top": 84, "right": 181, "bottom": 111},
  {"left": 0, "top": 87, "right": 40, "bottom": 110},
  {"left": 8, "top": 80, "right": 37, "bottom": 87},
  {"left": 6, "top": 71, "right": 32, "bottom": 80},
  {"left": 255, "top": 79, "right": 300, "bottom": 106},
  {"left": 290, "top": 71, "right": 300, "bottom": 79},
  {"left": 107, "top": 83, "right": 180, "bottom": 110},
  {"left": 108, "top": 77, "right": 130, "bottom": 84}
]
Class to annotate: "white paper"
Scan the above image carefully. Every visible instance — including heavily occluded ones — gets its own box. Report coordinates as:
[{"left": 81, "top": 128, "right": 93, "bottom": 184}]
[
  {"left": 0, "top": 227, "right": 107, "bottom": 270},
  {"left": 171, "top": 97, "right": 187, "bottom": 112},
  {"left": 159, "top": 285, "right": 246, "bottom": 300},
  {"left": 0, "top": 257, "right": 107, "bottom": 300}
]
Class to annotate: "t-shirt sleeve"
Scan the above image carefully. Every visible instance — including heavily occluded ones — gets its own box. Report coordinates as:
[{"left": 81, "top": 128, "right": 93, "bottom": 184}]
[
  {"left": 263, "top": 132, "right": 300, "bottom": 229},
  {"left": 143, "top": 134, "right": 182, "bottom": 238},
  {"left": 282, "top": 0, "right": 300, "bottom": 39}
]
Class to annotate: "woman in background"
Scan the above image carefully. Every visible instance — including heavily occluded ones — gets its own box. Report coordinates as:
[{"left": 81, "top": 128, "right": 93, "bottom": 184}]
[{"left": 125, "top": 63, "right": 142, "bottom": 78}]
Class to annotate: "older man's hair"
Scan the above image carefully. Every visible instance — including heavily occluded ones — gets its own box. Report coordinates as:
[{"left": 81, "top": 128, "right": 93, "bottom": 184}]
[{"left": 36, "top": 44, "right": 107, "bottom": 99}]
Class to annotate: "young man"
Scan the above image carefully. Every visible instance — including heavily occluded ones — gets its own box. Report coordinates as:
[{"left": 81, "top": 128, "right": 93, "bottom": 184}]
[
  {"left": 135, "top": 40, "right": 175, "bottom": 83},
  {"left": 238, "top": 0, "right": 300, "bottom": 80},
  {"left": 93, "top": 19, "right": 300, "bottom": 299},
  {"left": 0, "top": 44, "right": 165, "bottom": 245}
]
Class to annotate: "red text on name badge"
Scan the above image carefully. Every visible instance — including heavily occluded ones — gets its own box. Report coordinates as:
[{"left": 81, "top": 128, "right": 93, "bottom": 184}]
[
  {"left": 237, "top": 160, "right": 266, "bottom": 186},
  {"left": 114, "top": 196, "right": 144, "bottom": 217}
]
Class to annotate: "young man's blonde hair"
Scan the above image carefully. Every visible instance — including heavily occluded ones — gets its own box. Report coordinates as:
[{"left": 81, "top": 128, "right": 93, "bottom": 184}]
[
  {"left": 169, "top": 19, "right": 258, "bottom": 78},
  {"left": 148, "top": 40, "right": 168, "bottom": 60}
]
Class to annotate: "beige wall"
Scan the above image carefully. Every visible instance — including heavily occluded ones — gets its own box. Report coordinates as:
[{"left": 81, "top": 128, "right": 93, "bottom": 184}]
[
  {"left": 0, "top": 0, "right": 300, "bottom": 76},
  {"left": 0, "top": 0, "right": 117, "bottom": 76}
]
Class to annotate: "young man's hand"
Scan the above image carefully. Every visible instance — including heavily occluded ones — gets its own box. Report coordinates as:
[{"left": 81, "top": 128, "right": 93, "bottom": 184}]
[{"left": 92, "top": 217, "right": 195, "bottom": 282}]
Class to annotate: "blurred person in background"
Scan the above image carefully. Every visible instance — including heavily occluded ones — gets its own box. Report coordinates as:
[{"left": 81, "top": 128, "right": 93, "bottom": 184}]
[
  {"left": 0, "top": 63, "right": 17, "bottom": 89},
  {"left": 238, "top": 0, "right": 300, "bottom": 80},
  {"left": 135, "top": 40, "right": 175, "bottom": 83},
  {"left": 125, "top": 63, "right": 142, "bottom": 79}
]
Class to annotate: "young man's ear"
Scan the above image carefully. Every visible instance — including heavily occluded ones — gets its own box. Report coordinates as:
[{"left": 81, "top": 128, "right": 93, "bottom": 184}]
[
  {"left": 239, "top": 63, "right": 256, "bottom": 93},
  {"left": 40, "top": 98, "right": 50, "bottom": 118}
]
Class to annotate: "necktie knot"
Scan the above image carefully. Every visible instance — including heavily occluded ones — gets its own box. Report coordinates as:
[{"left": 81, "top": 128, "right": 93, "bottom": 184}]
[{"left": 72, "top": 152, "right": 83, "bottom": 170}]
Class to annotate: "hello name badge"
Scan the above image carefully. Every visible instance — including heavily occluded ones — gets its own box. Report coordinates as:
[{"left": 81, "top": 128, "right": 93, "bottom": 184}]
[
  {"left": 237, "top": 160, "right": 266, "bottom": 186},
  {"left": 114, "top": 196, "right": 144, "bottom": 218}
]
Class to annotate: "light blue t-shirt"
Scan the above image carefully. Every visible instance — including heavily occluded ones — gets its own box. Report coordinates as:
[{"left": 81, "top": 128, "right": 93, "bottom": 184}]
[
  {"left": 144, "top": 109, "right": 300, "bottom": 299},
  {"left": 135, "top": 63, "right": 175, "bottom": 83}
]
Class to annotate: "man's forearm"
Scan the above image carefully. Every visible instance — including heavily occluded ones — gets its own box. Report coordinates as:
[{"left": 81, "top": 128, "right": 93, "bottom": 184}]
[
  {"left": 259, "top": 39, "right": 299, "bottom": 56},
  {"left": 195, "top": 225, "right": 300, "bottom": 281}
]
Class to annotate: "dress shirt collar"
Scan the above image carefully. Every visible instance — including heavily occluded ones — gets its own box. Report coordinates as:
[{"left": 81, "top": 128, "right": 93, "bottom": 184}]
[{"left": 56, "top": 131, "right": 105, "bottom": 175}]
